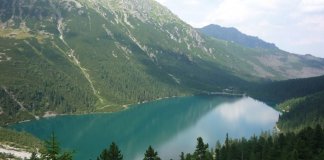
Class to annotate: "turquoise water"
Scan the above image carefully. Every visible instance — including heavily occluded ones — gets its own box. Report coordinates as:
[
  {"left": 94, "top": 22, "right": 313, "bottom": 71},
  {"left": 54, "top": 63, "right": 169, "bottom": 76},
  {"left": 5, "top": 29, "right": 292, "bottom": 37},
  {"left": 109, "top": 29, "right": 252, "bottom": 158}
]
[{"left": 11, "top": 95, "right": 279, "bottom": 160}]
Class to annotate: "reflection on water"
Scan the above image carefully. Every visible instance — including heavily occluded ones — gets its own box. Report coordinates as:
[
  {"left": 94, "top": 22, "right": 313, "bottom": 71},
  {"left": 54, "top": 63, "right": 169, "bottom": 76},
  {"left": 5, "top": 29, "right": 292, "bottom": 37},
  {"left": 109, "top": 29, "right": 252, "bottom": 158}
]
[
  {"left": 11, "top": 96, "right": 279, "bottom": 160},
  {"left": 157, "top": 97, "right": 279, "bottom": 159}
]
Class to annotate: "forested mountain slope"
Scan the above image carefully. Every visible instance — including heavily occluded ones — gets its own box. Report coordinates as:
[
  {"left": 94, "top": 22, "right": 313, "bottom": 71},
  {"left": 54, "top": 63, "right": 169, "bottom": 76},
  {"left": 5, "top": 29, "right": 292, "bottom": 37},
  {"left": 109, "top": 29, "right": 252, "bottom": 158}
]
[
  {"left": 276, "top": 92, "right": 324, "bottom": 132},
  {"left": 246, "top": 75, "right": 324, "bottom": 132},
  {"left": 248, "top": 75, "right": 324, "bottom": 104}
]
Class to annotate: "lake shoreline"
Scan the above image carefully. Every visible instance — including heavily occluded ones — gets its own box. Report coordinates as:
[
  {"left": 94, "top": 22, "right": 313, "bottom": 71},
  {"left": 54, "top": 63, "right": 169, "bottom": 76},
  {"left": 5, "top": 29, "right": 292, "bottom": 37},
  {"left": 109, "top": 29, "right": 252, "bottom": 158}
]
[{"left": 10, "top": 92, "right": 246, "bottom": 126}]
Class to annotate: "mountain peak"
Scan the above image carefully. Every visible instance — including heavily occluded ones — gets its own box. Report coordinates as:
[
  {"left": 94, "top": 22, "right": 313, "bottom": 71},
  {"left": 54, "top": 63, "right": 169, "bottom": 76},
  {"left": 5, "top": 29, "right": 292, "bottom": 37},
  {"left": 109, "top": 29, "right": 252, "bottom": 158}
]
[{"left": 199, "top": 24, "right": 278, "bottom": 50}]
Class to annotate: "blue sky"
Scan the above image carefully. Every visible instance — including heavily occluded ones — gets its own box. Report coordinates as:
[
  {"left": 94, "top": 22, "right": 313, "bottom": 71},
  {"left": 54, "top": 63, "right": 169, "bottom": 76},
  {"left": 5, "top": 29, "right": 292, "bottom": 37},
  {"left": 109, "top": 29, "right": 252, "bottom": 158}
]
[{"left": 155, "top": 0, "right": 324, "bottom": 58}]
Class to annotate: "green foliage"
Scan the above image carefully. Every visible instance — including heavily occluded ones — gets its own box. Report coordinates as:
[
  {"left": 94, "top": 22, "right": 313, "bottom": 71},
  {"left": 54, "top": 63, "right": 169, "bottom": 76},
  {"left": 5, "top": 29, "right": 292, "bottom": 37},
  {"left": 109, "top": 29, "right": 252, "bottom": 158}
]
[
  {"left": 247, "top": 75, "right": 324, "bottom": 104},
  {"left": 182, "top": 137, "right": 213, "bottom": 160},
  {"left": 179, "top": 152, "right": 185, "bottom": 160},
  {"left": 183, "top": 126, "right": 324, "bottom": 160},
  {"left": 97, "top": 142, "right": 123, "bottom": 160},
  {"left": 41, "top": 132, "right": 73, "bottom": 160},
  {"left": 277, "top": 92, "right": 324, "bottom": 132},
  {"left": 143, "top": 145, "right": 161, "bottom": 160},
  {"left": 193, "top": 137, "right": 209, "bottom": 160}
]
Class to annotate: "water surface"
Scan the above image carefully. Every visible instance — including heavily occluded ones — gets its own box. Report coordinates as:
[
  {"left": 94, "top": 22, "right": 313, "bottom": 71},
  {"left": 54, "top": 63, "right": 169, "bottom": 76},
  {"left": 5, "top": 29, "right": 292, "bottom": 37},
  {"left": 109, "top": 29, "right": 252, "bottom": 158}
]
[{"left": 12, "top": 95, "right": 279, "bottom": 160}]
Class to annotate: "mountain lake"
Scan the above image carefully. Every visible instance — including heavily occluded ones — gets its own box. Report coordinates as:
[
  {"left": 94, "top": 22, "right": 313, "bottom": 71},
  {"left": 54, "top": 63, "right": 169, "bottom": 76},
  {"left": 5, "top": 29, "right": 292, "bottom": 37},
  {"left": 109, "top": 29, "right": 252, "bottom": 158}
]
[{"left": 11, "top": 95, "right": 279, "bottom": 160}]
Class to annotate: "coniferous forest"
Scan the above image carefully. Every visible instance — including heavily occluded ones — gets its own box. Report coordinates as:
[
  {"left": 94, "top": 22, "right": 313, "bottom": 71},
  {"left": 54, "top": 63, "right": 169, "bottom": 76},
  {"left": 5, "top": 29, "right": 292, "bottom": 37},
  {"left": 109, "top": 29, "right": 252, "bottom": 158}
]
[
  {"left": 13, "top": 124, "right": 323, "bottom": 160},
  {"left": 177, "top": 125, "right": 324, "bottom": 160}
]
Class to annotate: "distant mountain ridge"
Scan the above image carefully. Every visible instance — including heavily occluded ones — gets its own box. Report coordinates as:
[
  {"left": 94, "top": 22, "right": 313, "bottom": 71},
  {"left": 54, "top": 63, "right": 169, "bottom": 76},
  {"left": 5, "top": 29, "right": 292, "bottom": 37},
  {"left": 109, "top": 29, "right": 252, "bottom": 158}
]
[
  {"left": 198, "top": 24, "right": 278, "bottom": 50},
  {"left": 198, "top": 24, "right": 324, "bottom": 79}
]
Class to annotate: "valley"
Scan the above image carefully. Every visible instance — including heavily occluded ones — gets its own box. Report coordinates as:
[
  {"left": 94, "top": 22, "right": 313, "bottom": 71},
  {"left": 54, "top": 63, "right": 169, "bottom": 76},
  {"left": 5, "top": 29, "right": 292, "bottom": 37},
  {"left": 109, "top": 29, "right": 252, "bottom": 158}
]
[
  {"left": 1, "top": 0, "right": 324, "bottom": 125},
  {"left": 0, "top": 0, "right": 324, "bottom": 159}
]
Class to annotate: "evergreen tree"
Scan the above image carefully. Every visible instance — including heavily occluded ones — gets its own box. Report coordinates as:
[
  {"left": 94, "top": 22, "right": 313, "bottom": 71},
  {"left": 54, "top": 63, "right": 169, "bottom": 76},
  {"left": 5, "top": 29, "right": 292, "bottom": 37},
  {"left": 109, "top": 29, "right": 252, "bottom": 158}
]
[
  {"left": 225, "top": 133, "right": 229, "bottom": 149},
  {"left": 97, "top": 142, "right": 123, "bottom": 160},
  {"left": 179, "top": 125, "right": 324, "bottom": 160},
  {"left": 215, "top": 141, "right": 222, "bottom": 160},
  {"left": 179, "top": 152, "right": 185, "bottom": 160},
  {"left": 314, "top": 124, "right": 324, "bottom": 154},
  {"left": 41, "top": 132, "right": 73, "bottom": 160},
  {"left": 288, "top": 149, "right": 299, "bottom": 160},
  {"left": 314, "top": 151, "right": 324, "bottom": 160},
  {"left": 44, "top": 132, "right": 60, "bottom": 160},
  {"left": 143, "top": 145, "right": 161, "bottom": 160},
  {"left": 184, "top": 153, "right": 192, "bottom": 160},
  {"left": 194, "top": 137, "right": 209, "bottom": 160}
]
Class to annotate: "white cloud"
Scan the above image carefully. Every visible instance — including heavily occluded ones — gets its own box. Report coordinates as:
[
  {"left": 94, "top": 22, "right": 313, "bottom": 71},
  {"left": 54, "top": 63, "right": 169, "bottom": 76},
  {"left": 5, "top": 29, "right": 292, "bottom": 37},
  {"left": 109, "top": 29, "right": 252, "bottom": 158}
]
[
  {"left": 300, "top": 0, "right": 324, "bottom": 12},
  {"left": 156, "top": 0, "right": 167, "bottom": 5},
  {"left": 205, "top": 0, "right": 252, "bottom": 25},
  {"left": 183, "top": 0, "right": 200, "bottom": 5}
]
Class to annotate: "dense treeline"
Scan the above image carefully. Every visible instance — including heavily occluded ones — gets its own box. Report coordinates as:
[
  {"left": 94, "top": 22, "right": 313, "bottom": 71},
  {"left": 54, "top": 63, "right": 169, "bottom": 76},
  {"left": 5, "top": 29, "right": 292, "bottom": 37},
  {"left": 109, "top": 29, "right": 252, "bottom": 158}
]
[
  {"left": 100, "top": 126, "right": 323, "bottom": 160},
  {"left": 2, "top": 125, "right": 322, "bottom": 160},
  {"left": 209, "top": 125, "right": 324, "bottom": 160},
  {"left": 21, "top": 125, "right": 323, "bottom": 160},
  {"left": 96, "top": 126, "right": 324, "bottom": 160},
  {"left": 189, "top": 125, "right": 324, "bottom": 160},
  {"left": 277, "top": 92, "right": 324, "bottom": 132},
  {"left": 247, "top": 75, "right": 324, "bottom": 104}
]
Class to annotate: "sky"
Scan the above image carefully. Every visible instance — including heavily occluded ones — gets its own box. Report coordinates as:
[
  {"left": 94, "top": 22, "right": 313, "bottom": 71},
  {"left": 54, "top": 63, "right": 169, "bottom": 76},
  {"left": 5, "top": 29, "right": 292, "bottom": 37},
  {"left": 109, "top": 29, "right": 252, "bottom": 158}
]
[{"left": 155, "top": 0, "right": 324, "bottom": 58}]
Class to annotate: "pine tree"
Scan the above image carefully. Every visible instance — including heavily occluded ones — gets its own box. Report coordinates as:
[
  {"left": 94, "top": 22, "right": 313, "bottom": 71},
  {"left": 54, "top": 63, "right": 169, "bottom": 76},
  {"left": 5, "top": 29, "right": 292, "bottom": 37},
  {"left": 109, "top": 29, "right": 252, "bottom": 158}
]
[
  {"left": 215, "top": 140, "right": 222, "bottom": 160},
  {"left": 314, "top": 124, "right": 324, "bottom": 154},
  {"left": 97, "top": 142, "right": 123, "bottom": 160},
  {"left": 194, "top": 137, "right": 209, "bottom": 160},
  {"left": 143, "top": 145, "right": 161, "bottom": 160},
  {"left": 41, "top": 132, "right": 73, "bottom": 160},
  {"left": 288, "top": 149, "right": 299, "bottom": 160},
  {"left": 225, "top": 133, "right": 229, "bottom": 149},
  {"left": 44, "top": 132, "right": 60, "bottom": 160},
  {"left": 184, "top": 153, "right": 192, "bottom": 160},
  {"left": 179, "top": 152, "right": 185, "bottom": 160}
]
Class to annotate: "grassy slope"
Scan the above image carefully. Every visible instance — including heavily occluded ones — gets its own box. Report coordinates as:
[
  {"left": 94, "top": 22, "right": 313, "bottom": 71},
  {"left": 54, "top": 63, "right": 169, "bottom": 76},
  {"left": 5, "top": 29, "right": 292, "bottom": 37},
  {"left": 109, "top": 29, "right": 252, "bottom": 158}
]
[{"left": 0, "top": 127, "right": 44, "bottom": 152}]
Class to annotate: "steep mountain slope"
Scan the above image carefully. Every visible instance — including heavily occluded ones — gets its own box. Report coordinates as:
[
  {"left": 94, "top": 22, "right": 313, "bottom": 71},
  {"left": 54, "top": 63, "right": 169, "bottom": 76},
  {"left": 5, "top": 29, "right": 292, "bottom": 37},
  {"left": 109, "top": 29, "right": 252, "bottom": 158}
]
[
  {"left": 0, "top": 0, "right": 324, "bottom": 124},
  {"left": 199, "top": 24, "right": 278, "bottom": 49},
  {"left": 0, "top": 0, "right": 246, "bottom": 124},
  {"left": 199, "top": 24, "right": 324, "bottom": 79}
]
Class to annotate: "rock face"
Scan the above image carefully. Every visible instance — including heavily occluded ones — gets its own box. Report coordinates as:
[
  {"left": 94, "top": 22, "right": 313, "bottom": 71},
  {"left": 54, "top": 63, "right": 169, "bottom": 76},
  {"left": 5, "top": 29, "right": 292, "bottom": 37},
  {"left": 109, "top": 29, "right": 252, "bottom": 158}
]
[{"left": 0, "top": 0, "right": 323, "bottom": 124}]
